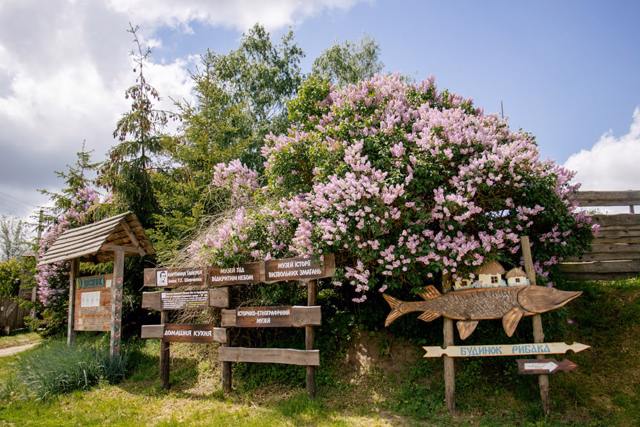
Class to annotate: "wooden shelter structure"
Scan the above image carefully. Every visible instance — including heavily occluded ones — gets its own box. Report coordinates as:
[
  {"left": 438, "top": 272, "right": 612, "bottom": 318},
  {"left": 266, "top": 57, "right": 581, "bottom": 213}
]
[
  {"left": 559, "top": 191, "right": 640, "bottom": 280},
  {"left": 39, "top": 212, "right": 153, "bottom": 357}
]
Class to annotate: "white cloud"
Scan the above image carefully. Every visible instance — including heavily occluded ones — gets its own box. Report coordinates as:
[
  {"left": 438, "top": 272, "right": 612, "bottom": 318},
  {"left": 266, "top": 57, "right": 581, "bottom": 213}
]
[
  {"left": 0, "top": 0, "right": 361, "bottom": 217},
  {"left": 106, "top": 0, "right": 361, "bottom": 31},
  {"left": 565, "top": 108, "right": 640, "bottom": 190}
]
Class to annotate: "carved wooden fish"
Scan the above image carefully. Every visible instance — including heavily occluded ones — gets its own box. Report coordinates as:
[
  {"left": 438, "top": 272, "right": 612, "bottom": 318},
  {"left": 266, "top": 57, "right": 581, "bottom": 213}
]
[{"left": 383, "top": 285, "right": 581, "bottom": 339}]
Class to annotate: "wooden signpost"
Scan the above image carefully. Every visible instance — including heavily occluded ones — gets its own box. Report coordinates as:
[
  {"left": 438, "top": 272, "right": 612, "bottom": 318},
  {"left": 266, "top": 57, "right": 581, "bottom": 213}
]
[
  {"left": 517, "top": 358, "right": 578, "bottom": 375},
  {"left": 141, "top": 254, "right": 334, "bottom": 396},
  {"left": 74, "top": 275, "right": 112, "bottom": 331},
  {"left": 423, "top": 342, "right": 590, "bottom": 358},
  {"left": 383, "top": 237, "right": 588, "bottom": 415},
  {"left": 221, "top": 306, "right": 321, "bottom": 328},
  {"left": 218, "top": 254, "right": 334, "bottom": 398},
  {"left": 144, "top": 267, "right": 206, "bottom": 287}
]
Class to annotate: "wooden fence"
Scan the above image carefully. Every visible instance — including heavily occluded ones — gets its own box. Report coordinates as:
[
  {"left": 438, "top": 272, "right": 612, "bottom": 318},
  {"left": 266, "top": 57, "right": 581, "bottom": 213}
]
[
  {"left": 559, "top": 191, "right": 640, "bottom": 280},
  {"left": 0, "top": 288, "right": 33, "bottom": 334}
]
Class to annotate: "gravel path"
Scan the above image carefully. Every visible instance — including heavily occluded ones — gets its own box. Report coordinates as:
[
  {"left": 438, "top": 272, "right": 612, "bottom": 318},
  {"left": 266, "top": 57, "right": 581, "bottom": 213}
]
[{"left": 0, "top": 342, "right": 39, "bottom": 357}]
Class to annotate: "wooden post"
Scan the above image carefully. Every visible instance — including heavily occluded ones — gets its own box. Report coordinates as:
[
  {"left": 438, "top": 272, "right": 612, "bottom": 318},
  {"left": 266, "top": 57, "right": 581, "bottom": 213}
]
[
  {"left": 67, "top": 258, "right": 78, "bottom": 346},
  {"left": 305, "top": 280, "right": 317, "bottom": 398},
  {"left": 521, "top": 236, "right": 551, "bottom": 416},
  {"left": 222, "top": 328, "right": 232, "bottom": 393},
  {"left": 160, "top": 310, "right": 170, "bottom": 389},
  {"left": 110, "top": 249, "right": 124, "bottom": 358},
  {"left": 442, "top": 277, "right": 455, "bottom": 414},
  {"left": 221, "top": 286, "right": 232, "bottom": 393},
  {"left": 31, "top": 209, "right": 44, "bottom": 319},
  {"left": 630, "top": 205, "right": 635, "bottom": 214}
]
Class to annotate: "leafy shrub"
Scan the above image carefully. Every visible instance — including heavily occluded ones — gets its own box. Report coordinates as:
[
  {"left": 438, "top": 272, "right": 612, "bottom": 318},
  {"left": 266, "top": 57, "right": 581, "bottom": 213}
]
[
  {"left": 7, "top": 340, "right": 129, "bottom": 400},
  {"left": 189, "top": 74, "right": 593, "bottom": 303}
]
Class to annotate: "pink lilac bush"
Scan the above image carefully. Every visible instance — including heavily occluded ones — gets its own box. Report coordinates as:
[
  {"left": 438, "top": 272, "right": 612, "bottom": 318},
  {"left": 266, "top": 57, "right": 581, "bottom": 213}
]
[
  {"left": 36, "top": 187, "right": 100, "bottom": 306},
  {"left": 198, "top": 74, "right": 593, "bottom": 301}
]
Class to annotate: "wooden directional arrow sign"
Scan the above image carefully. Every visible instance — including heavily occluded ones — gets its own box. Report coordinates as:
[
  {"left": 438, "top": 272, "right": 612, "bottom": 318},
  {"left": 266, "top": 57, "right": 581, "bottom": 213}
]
[
  {"left": 423, "top": 342, "right": 590, "bottom": 358},
  {"left": 517, "top": 358, "right": 578, "bottom": 375}
]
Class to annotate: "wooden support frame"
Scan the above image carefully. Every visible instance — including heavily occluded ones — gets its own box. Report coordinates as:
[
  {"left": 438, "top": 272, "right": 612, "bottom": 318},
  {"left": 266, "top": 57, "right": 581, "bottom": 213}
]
[
  {"left": 442, "top": 278, "right": 455, "bottom": 414},
  {"left": 521, "top": 236, "right": 551, "bottom": 416},
  {"left": 160, "top": 310, "right": 170, "bottom": 389},
  {"left": 306, "top": 280, "right": 317, "bottom": 398},
  {"left": 110, "top": 249, "right": 125, "bottom": 358},
  {"left": 67, "top": 259, "right": 79, "bottom": 346}
]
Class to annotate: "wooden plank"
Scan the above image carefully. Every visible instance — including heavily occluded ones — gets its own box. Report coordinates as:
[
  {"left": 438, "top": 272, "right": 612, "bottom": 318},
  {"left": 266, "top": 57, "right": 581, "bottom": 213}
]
[
  {"left": 219, "top": 347, "right": 320, "bottom": 366},
  {"left": 559, "top": 260, "right": 640, "bottom": 274},
  {"left": 521, "top": 236, "right": 549, "bottom": 416},
  {"left": 208, "top": 288, "right": 230, "bottom": 308},
  {"left": 592, "top": 214, "right": 640, "bottom": 227},
  {"left": 517, "top": 359, "right": 577, "bottom": 375},
  {"left": 597, "top": 230, "right": 640, "bottom": 239},
  {"left": 67, "top": 259, "right": 78, "bottom": 346},
  {"left": 142, "top": 323, "right": 227, "bottom": 343},
  {"left": 423, "top": 342, "right": 590, "bottom": 358},
  {"left": 208, "top": 262, "right": 263, "bottom": 286},
  {"left": 221, "top": 306, "right": 321, "bottom": 328},
  {"left": 573, "top": 191, "right": 640, "bottom": 207},
  {"left": 565, "top": 252, "right": 640, "bottom": 262},
  {"left": 264, "top": 254, "right": 335, "bottom": 282},
  {"left": 560, "top": 271, "right": 639, "bottom": 281},
  {"left": 306, "top": 280, "right": 317, "bottom": 398},
  {"left": 592, "top": 237, "right": 640, "bottom": 245},
  {"left": 589, "top": 243, "right": 640, "bottom": 254},
  {"left": 143, "top": 267, "right": 206, "bottom": 287},
  {"left": 110, "top": 249, "right": 124, "bottom": 358}
]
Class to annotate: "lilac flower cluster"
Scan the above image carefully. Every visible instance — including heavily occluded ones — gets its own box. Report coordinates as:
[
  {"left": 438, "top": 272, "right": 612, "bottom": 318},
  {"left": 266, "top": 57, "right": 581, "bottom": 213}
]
[
  {"left": 195, "top": 74, "right": 592, "bottom": 301},
  {"left": 212, "top": 160, "right": 259, "bottom": 206},
  {"left": 35, "top": 187, "right": 101, "bottom": 306}
]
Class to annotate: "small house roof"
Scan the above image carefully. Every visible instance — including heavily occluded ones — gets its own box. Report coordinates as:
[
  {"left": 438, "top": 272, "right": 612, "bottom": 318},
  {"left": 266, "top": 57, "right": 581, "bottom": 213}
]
[
  {"left": 505, "top": 267, "right": 527, "bottom": 279},
  {"left": 38, "top": 212, "right": 153, "bottom": 265},
  {"left": 476, "top": 260, "right": 506, "bottom": 275}
]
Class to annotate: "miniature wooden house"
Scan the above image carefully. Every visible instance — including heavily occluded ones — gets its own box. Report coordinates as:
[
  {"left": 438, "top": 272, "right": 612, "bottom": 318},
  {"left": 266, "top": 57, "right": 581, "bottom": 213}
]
[
  {"left": 505, "top": 267, "right": 529, "bottom": 286},
  {"left": 476, "top": 260, "right": 506, "bottom": 287}
]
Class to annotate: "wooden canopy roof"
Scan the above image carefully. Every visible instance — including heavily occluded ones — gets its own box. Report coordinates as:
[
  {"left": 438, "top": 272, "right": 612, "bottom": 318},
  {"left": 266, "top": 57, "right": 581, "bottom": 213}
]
[{"left": 38, "top": 212, "right": 154, "bottom": 265}]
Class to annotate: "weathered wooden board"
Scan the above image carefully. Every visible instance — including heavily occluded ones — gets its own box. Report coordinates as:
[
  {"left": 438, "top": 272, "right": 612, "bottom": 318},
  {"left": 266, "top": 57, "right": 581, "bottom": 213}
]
[
  {"left": 221, "top": 306, "right": 321, "bottom": 328},
  {"left": 592, "top": 214, "right": 640, "bottom": 227},
  {"left": 142, "top": 288, "right": 229, "bottom": 310},
  {"left": 573, "top": 191, "right": 640, "bottom": 206},
  {"left": 423, "top": 342, "right": 590, "bottom": 358},
  {"left": 264, "top": 254, "right": 335, "bottom": 282},
  {"left": 77, "top": 274, "right": 112, "bottom": 289},
  {"left": 208, "top": 262, "right": 263, "bottom": 286},
  {"left": 74, "top": 285, "right": 111, "bottom": 331},
  {"left": 141, "top": 324, "right": 227, "bottom": 343},
  {"left": 517, "top": 358, "right": 577, "bottom": 375},
  {"left": 143, "top": 267, "right": 206, "bottom": 287},
  {"left": 589, "top": 243, "right": 640, "bottom": 254},
  {"left": 218, "top": 347, "right": 320, "bottom": 366},
  {"left": 383, "top": 285, "right": 581, "bottom": 339},
  {"left": 559, "top": 260, "right": 640, "bottom": 274},
  {"left": 566, "top": 252, "right": 640, "bottom": 262}
]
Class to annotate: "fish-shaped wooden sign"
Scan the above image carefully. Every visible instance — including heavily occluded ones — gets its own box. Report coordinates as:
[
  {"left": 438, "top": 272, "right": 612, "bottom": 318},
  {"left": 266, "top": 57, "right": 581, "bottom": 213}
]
[{"left": 383, "top": 285, "right": 581, "bottom": 340}]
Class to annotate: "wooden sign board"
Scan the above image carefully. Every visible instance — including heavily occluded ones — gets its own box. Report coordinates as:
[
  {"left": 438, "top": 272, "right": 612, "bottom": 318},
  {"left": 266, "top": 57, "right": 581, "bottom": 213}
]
[
  {"left": 517, "top": 358, "right": 577, "bottom": 375},
  {"left": 208, "top": 262, "right": 263, "bottom": 286},
  {"left": 77, "top": 274, "right": 112, "bottom": 289},
  {"left": 142, "top": 288, "right": 229, "bottom": 311},
  {"left": 74, "top": 286, "right": 111, "bottom": 331},
  {"left": 143, "top": 267, "right": 206, "bottom": 287},
  {"left": 141, "top": 323, "right": 227, "bottom": 343},
  {"left": 264, "top": 254, "right": 335, "bottom": 282},
  {"left": 221, "top": 306, "right": 321, "bottom": 328},
  {"left": 423, "top": 342, "right": 590, "bottom": 358},
  {"left": 219, "top": 347, "right": 320, "bottom": 366}
]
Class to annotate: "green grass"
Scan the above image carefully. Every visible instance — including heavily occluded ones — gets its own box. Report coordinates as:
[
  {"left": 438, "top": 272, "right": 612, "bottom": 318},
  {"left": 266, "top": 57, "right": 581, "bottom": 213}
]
[
  {"left": 0, "top": 331, "right": 40, "bottom": 350},
  {"left": 0, "top": 278, "right": 639, "bottom": 426}
]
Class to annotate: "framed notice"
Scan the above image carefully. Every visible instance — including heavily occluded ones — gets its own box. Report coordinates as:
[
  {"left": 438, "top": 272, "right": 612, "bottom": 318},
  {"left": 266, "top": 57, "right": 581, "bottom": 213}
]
[{"left": 74, "top": 286, "right": 111, "bottom": 331}]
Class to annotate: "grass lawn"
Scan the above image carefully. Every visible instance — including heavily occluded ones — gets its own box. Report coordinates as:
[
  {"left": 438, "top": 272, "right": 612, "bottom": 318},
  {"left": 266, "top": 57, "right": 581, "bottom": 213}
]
[{"left": 1, "top": 279, "right": 639, "bottom": 426}]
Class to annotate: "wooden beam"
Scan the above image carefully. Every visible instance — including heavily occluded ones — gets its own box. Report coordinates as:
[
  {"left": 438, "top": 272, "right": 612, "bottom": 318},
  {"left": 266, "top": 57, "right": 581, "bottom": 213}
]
[
  {"left": 565, "top": 252, "right": 640, "bottom": 262},
  {"left": 558, "top": 260, "right": 640, "bottom": 274},
  {"left": 101, "top": 243, "right": 144, "bottom": 256},
  {"left": 306, "top": 280, "right": 317, "bottom": 398},
  {"left": 221, "top": 306, "right": 321, "bottom": 328},
  {"left": 592, "top": 214, "right": 640, "bottom": 227},
  {"left": 110, "top": 249, "right": 125, "bottom": 358},
  {"left": 442, "top": 277, "right": 455, "bottom": 414},
  {"left": 119, "top": 220, "right": 143, "bottom": 253},
  {"left": 521, "top": 236, "right": 550, "bottom": 416},
  {"left": 67, "top": 258, "right": 78, "bottom": 346},
  {"left": 218, "top": 347, "right": 320, "bottom": 366},
  {"left": 573, "top": 191, "right": 640, "bottom": 207}
]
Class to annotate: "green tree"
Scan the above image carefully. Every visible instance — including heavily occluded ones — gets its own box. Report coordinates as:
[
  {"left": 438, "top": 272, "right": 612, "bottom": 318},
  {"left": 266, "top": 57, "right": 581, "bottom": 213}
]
[
  {"left": 100, "top": 24, "right": 169, "bottom": 228},
  {"left": 311, "top": 37, "right": 383, "bottom": 86},
  {"left": 0, "top": 216, "right": 30, "bottom": 260}
]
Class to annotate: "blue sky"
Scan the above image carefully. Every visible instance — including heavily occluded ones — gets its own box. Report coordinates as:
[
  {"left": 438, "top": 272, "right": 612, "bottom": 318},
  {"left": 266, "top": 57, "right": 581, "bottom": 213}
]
[
  {"left": 0, "top": 0, "right": 638, "bottom": 217},
  {"left": 153, "top": 0, "right": 640, "bottom": 163}
]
